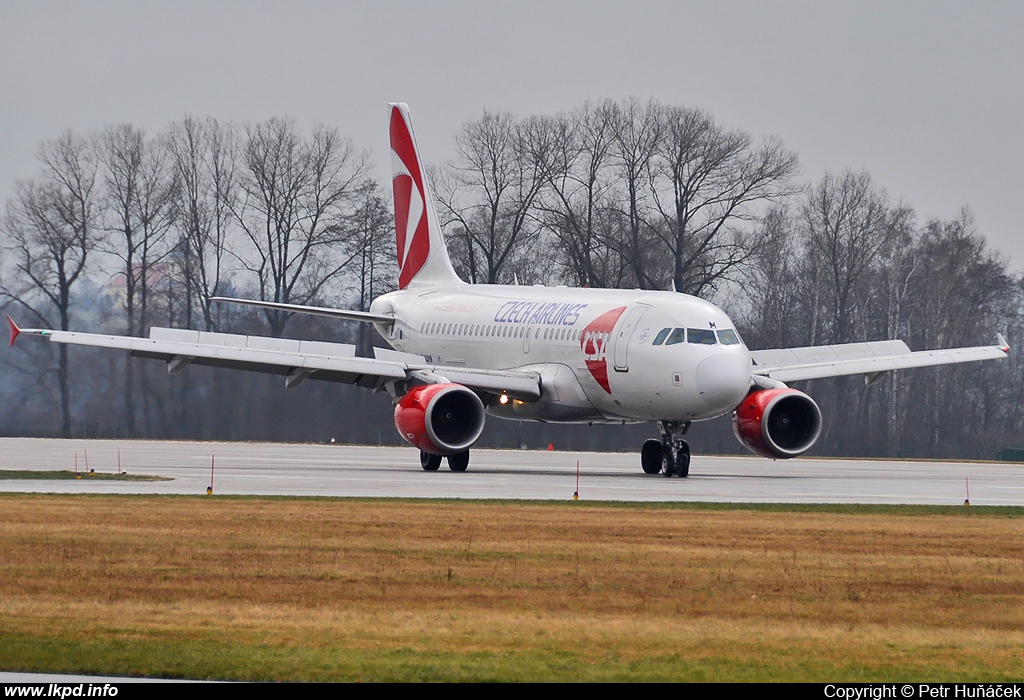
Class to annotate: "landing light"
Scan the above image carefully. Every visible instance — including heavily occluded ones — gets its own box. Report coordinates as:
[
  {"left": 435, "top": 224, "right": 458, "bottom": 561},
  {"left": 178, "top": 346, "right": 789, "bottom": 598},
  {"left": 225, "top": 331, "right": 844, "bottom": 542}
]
[{"left": 498, "top": 394, "right": 509, "bottom": 405}]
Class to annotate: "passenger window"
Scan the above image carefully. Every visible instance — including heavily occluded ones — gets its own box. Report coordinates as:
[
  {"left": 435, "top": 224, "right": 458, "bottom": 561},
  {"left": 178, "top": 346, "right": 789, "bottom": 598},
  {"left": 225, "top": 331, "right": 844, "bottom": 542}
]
[
  {"left": 665, "top": 328, "right": 685, "bottom": 345},
  {"left": 687, "top": 328, "right": 717, "bottom": 345},
  {"left": 652, "top": 328, "right": 670, "bottom": 346},
  {"left": 717, "top": 329, "right": 741, "bottom": 345}
]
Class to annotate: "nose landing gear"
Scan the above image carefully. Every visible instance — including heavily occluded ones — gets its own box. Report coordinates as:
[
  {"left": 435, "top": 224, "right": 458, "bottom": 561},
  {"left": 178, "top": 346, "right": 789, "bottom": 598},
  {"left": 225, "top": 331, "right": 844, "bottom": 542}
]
[
  {"left": 663, "top": 441, "right": 690, "bottom": 477},
  {"left": 641, "top": 420, "right": 691, "bottom": 477}
]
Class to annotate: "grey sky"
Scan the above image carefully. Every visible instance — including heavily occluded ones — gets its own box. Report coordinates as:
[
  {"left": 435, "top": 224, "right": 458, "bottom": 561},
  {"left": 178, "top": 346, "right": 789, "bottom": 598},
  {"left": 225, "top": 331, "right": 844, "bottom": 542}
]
[{"left": 2, "top": 1, "right": 1021, "bottom": 267}]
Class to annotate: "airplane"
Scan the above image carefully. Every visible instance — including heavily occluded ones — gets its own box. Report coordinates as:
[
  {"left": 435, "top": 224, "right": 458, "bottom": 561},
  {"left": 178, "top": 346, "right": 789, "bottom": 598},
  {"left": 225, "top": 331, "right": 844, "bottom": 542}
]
[{"left": 6, "top": 103, "right": 1011, "bottom": 477}]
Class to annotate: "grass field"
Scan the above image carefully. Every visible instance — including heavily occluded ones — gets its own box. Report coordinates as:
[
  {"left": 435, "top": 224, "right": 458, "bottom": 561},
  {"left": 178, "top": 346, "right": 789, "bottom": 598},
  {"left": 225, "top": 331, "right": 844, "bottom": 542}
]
[
  {"left": 0, "top": 495, "right": 1022, "bottom": 681},
  {"left": 0, "top": 470, "right": 171, "bottom": 481}
]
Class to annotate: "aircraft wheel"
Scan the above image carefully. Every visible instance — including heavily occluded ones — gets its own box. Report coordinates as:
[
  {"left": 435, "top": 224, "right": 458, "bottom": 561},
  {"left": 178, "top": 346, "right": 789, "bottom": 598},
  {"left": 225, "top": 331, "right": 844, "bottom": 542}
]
[
  {"left": 662, "top": 449, "right": 675, "bottom": 477},
  {"left": 676, "top": 443, "right": 691, "bottom": 478},
  {"left": 641, "top": 439, "right": 663, "bottom": 474},
  {"left": 447, "top": 450, "right": 470, "bottom": 472},
  {"left": 420, "top": 451, "right": 442, "bottom": 471}
]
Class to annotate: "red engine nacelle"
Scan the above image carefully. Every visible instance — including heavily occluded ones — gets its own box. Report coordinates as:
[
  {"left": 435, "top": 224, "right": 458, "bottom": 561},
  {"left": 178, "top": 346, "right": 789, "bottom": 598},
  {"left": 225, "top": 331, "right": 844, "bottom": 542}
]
[
  {"left": 732, "top": 387, "right": 822, "bottom": 459},
  {"left": 394, "top": 383, "right": 486, "bottom": 455}
]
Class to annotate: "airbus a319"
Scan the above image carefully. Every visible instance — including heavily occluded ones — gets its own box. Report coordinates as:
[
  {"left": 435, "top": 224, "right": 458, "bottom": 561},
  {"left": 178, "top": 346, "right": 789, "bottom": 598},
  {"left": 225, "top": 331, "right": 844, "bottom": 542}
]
[{"left": 8, "top": 104, "right": 1010, "bottom": 477}]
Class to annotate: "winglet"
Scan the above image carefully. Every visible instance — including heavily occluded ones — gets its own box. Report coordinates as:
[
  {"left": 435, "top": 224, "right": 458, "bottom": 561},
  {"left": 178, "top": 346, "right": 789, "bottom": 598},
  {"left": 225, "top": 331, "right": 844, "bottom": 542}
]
[
  {"left": 7, "top": 316, "right": 20, "bottom": 347},
  {"left": 997, "top": 333, "right": 1010, "bottom": 354}
]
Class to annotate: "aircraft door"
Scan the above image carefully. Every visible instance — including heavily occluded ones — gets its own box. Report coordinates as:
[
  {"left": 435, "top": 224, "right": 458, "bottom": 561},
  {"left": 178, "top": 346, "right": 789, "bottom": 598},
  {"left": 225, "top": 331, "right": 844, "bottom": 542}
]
[
  {"left": 612, "top": 305, "right": 649, "bottom": 372},
  {"left": 523, "top": 326, "right": 531, "bottom": 354}
]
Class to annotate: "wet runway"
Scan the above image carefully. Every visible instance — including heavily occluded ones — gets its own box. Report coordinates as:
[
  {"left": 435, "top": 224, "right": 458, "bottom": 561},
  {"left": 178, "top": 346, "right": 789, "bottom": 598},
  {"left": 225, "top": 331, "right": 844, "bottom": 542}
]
[{"left": 1, "top": 437, "right": 1021, "bottom": 505}]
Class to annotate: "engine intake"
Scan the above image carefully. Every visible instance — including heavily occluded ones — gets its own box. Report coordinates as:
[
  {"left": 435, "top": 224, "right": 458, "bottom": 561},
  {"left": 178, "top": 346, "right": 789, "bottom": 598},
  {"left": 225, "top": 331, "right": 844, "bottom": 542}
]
[
  {"left": 732, "top": 387, "right": 822, "bottom": 459},
  {"left": 394, "top": 383, "right": 486, "bottom": 454}
]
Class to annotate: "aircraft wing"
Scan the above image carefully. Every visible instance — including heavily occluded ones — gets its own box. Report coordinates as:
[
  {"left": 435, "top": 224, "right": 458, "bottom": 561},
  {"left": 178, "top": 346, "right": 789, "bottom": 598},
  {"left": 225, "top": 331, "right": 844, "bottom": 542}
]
[
  {"left": 8, "top": 321, "right": 542, "bottom": 401},
  {"left": 750, "top": 337, "right": 1010, "bottom": 384}
]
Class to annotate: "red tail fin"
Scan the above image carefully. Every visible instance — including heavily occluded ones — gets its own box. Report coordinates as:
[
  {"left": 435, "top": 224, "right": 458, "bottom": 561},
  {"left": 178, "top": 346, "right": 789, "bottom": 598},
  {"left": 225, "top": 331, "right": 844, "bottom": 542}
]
[{"left": 389, "top": 103, "right": 460, "bottom": 290}]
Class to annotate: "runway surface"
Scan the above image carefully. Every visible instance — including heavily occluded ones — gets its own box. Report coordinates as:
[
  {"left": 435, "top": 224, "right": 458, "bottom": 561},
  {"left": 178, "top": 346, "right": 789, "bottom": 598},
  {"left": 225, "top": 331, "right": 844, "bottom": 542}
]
[{"left": 1, "top": 437, "right": 1022, "bottom": 505}]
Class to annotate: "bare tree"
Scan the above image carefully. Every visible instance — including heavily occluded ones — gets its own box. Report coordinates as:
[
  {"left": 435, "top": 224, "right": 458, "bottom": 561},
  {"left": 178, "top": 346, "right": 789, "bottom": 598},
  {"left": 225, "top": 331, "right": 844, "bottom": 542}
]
[
  {"left": 800, "top": 170, "right": 891, "bottom": 345},
  {"left": 739, "top": 206, "right": 800, "bottom": 349},
  {"left": 235, "top": 118, "right": 373, "bottom": 336},
  {"left": 100, "top": 124, "right": 177, "bottom": 434},
  {"left": 869, "top": 205, "right": 918, "bottom": 456},
  {"left": 650, "top": 106, "right": 799, "bottom": 297},
  {"left": 535, "top": 102, "right": 620, "bottom": 287},
  {"left": 435, "top": 111, "right": 551, "bottom": 284},
  {"left": 348, "top": 188, "right": 395, "bottom": 355},
  {"left": 167, "top": 116, "right": 240, "bottom": 332},
  {"left": 906, "top": 209, "right": 1017, "bottom": 456},
  {"left": 609, "top": 98, "right": 664, "bottom": 289},
  {"left": 2, "top": 132, "right": 100, "bottom": 435},
  {"left": 795, "top": 171, "right": 893, "bottom": 453}
]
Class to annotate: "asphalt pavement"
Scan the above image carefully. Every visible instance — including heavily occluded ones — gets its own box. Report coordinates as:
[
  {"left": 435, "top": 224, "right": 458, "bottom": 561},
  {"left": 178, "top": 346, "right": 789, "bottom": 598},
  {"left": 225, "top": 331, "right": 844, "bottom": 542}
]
[{"left": 0, "top": 438, "right": 1020, "bottom": 505}]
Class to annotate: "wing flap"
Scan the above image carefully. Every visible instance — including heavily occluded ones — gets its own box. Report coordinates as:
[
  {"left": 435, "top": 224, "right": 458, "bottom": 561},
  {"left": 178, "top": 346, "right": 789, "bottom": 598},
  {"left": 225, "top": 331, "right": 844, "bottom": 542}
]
[
  {"left": 150, "top": 326, "right": 357, "bottom": 358},
  {"left": 750, "top": 340, "right": 911, "bottom": 368},
  {"left": 410, "top": 366, "right": 541, "bottom": 399}
]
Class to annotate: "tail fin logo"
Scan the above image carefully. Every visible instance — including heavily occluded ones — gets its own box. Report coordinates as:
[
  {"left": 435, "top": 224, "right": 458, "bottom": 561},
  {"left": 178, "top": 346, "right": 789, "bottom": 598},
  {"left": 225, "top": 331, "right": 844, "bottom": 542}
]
[{"left": 390, "top": 106, "right": 431, "bottom": 290}]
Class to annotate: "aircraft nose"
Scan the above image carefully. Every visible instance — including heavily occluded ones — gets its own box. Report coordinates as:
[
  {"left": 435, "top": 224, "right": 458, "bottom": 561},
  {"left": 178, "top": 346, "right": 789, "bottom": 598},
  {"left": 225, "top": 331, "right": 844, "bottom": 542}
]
[{"left": 695, "top": 353, "right": 751, "bottom": 412}]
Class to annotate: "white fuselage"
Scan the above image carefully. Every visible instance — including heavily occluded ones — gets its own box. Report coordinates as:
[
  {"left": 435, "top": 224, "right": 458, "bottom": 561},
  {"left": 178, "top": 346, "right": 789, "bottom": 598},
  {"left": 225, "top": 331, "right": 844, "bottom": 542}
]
[{"left": 371, "top": 283, "right": 752, "bottom": 424}]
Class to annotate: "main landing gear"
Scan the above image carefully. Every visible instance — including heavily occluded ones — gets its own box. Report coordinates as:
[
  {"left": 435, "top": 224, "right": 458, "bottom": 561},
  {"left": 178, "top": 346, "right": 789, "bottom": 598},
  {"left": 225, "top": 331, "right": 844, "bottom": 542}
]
[
  {"left": 420, "top": 450, "right": 470, "bottom": 472},
  {"left": 641, "top": 421, "right": 691, "bottom": 477}
]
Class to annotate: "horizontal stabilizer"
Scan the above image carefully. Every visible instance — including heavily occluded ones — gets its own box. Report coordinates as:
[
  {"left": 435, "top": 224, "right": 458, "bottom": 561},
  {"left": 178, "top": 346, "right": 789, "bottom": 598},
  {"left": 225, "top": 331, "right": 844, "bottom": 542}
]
[{"left": 211, "top": 297, "right": 395, "bottom": 325}]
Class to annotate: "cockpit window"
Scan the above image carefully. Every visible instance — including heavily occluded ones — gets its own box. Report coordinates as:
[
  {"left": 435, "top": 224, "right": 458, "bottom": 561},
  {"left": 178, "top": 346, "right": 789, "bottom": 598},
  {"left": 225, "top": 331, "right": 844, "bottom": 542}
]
[
  {"left": 687, "top": 328, "right": 717, "bottom": 345},
  {"left": 665, "top": 328, "right": 686, "bottom": 345},
  {"left": 717, "top": 329, "right": 741, "bottom": 345},
  {"left": 652, "top": 328, "right": 671, "bottom": 345}
]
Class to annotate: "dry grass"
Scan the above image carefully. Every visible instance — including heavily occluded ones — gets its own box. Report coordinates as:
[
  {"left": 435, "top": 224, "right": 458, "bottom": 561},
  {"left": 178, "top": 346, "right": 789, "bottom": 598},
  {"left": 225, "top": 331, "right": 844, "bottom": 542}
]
[
  {"left": 0, "top": 495, "right": 1022, "bottom": 680},
  {"left": 0, "top": 470, "right": 171, "bottom": 481}
]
